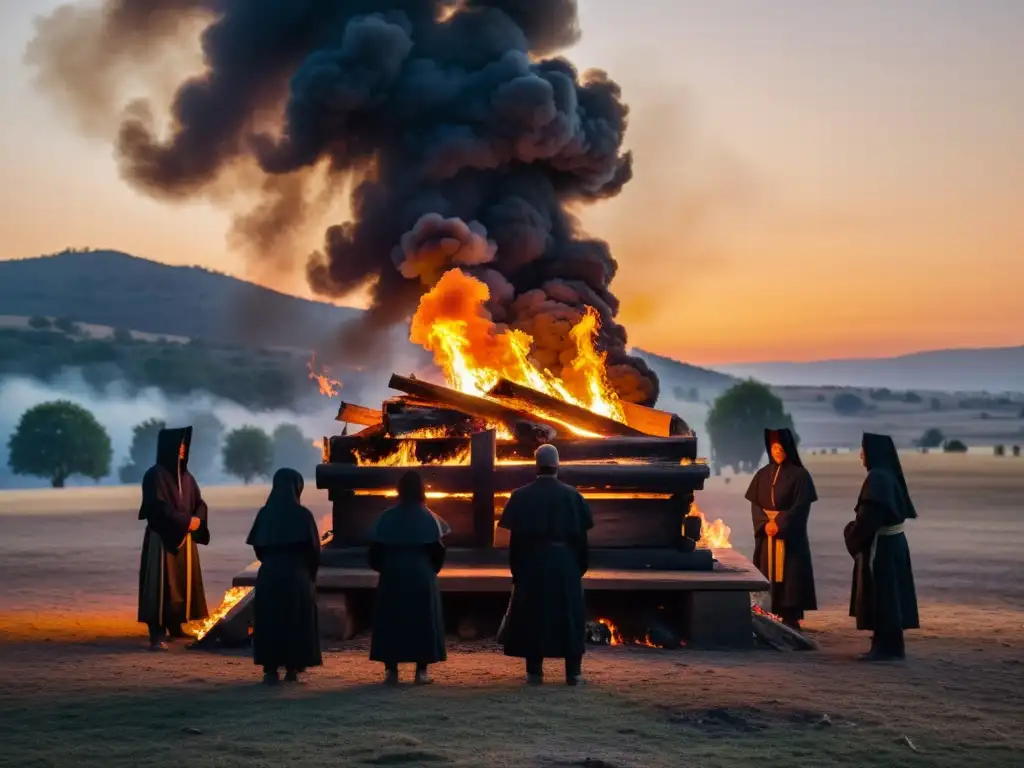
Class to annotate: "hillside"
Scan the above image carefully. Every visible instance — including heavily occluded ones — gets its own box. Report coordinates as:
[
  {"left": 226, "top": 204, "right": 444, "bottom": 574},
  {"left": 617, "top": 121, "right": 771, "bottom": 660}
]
[
  {"left": 632, "top": 349, "right": 736, "bottom": 396},
  {"left": 0, "top": 249, "right": 364, "bottom": 351},
  {"left": 720, "top": 347, "right": 1024, "bottom": 394}
]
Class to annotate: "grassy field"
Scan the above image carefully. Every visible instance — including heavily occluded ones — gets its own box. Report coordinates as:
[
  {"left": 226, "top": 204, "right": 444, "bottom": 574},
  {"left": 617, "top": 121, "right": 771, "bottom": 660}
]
[{"left": 0, "top": 453, "right": 1021, "bottom": 767}]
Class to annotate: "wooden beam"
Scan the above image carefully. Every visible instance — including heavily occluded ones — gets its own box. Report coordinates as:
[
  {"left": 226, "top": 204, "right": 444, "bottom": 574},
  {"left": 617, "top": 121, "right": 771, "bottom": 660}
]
[
  {"left": 334, "top": 401, "right": 383, "bottom": 426},
  {"left": 317, "top": 461, "right": 710, "bottom": 494},
  {"left": 471, "top": 430, "right": 497, "bottom": 547},
  {"left": 487, "top": 378, "right": 646, "bottom": 438},
  {"left": 495, "top": 436, "right": 697, "bottom": 463},
  {"left": 383, "top": 400, "right": 476, "bottom": 437},
  {"left": 619, "top": 401, "right": 691, "bottom": 437},
  {"left": 327, "top": 435, "right": 471, "bottom": 465},
  {"left": 388, "top": 373, "right": 573, "bottom": 438}
]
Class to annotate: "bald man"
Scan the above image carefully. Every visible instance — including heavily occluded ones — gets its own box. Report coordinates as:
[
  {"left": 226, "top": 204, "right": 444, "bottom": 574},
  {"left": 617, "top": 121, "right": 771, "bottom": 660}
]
[{"left": 496, "top": 444, "right": 594, "bottom": 686}]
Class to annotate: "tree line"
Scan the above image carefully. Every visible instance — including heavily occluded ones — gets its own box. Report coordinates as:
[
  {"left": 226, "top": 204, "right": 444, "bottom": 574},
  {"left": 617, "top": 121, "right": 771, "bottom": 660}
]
[{"left": 5, "top": 401, "right": 321, "bottom": 488}]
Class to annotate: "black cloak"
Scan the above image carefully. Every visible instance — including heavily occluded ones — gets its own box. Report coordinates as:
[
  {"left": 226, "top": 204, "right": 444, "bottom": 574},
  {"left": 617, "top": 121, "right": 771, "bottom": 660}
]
[
  {"left": 367, "top": 501, "right": 449, "bottom": 666},
  {"left": 497, "top": 476, "right": 594, "bottom": 660},
  {"left": 248, "top": 468, "right": 322, "bottom": 671},
  {"left": 745, "top": 428, "right": 818, "bottom": 616},
  {"left": 845, "top": 433, "right": 919, "bottom": 632},
  {"left": 137, "top": 426, "right": 210, "bottom": 629}
]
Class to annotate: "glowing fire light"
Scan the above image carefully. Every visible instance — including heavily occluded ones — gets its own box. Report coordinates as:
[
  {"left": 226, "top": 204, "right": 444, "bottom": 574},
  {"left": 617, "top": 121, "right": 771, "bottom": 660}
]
[
  {"left": 355, "top": 442, "right": 471, "bottom": 467},
  {"left": 307, "top": 355, "right": 342, "bottom": 397},
  {"left": 752, "top": 603, "right": 783, "bottom": 623},
  {"left": 409, "top": 269, "right": 626, "bottom": 432},
  {"left": 597, "top": 618, "right": 623, "bottom": 646},
  {"left": 688, "top": 501, "right": 732, "bottom": 549},
  {"left": 191, "top": 586, "right": 253, "bottom": 641},
  {"left": 594, "top": 617, "right": 669, "bottom": 648}
]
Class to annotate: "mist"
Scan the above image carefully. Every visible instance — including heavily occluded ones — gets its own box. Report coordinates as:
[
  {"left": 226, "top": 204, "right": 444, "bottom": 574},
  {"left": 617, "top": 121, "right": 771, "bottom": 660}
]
[{"left": 0, "top": 370, "right": 357, "bottom": 489}]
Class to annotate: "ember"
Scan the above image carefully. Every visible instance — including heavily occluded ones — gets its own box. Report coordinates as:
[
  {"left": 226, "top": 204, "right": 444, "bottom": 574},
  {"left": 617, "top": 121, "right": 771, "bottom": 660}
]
[
  {"left": 191, "top": 586, "right": 253, "bottom": 641},
  {"left": 307, "top": 356, "right": 342, "bottom": 398}
]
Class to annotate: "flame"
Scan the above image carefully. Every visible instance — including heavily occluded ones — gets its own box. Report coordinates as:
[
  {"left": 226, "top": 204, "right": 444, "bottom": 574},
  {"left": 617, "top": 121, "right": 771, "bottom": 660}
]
[
  {"left": 597, "top": 618, "right": 623, "bottom": 646},
  {"left": 688, "top": 501, "right": 732, "bottom": 549},
  {"left": 354, "top": 442, "right": 471, "bottom": 467},
  {"left": 752, "top": 604, "right": 783, "bottom": 623},
  {"left": 409, "top": 269, "right": 625, "bottom": 432},
  {"left": 307, "top": 355, "right": 342, "bottom": 397},
  {"left": 191, "top": 586, "right": 253, "bottom": 641},
  {"left": 594, "top": 617, "right": 669, "bottom": 648}
]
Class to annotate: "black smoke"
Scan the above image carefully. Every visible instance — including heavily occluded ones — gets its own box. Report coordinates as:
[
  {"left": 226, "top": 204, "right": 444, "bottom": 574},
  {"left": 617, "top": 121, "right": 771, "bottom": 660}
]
[{"left": 27, "top": 0, "right": 660, "bottom": 405}]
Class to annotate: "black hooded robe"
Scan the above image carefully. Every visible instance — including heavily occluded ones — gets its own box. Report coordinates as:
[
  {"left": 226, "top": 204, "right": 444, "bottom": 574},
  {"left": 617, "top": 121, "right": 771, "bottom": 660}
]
[
  {"left": 497, "top": 476, "right": 594, "bottom": 661},
  {"left": 745, "top": 428, "right": 818, "bottom": 619},
  {"left": 247, "top": 468, "right": 322, "bottom": 672},
  {"left": 137, "top": 427, "right": 210, "bottom": 631},
  {"left": 845, "top": 433, "right": 919, "bottom": 634},
  {"left": 368, "top": 503, "right": 449, "bottom": 666}
]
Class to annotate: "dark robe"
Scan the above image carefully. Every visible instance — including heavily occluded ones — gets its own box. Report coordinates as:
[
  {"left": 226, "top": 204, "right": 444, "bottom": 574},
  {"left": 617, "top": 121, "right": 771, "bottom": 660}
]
[
  {"left": 247, "top": 468, "right": 322, "bottom": 671},
  {"left": 137, "top": 426, "right": 210, "bottom": 629},
  {"left": 745, "top": 428, "right": 818, "bottom": 619},
  {"left": 845, "top": 433, "right": 920, "bottom": 633},
  {"left": 497, "top": 475, "right": 593, "bottom": 660},
  {"left": 368, "top": 502, "right": 449, "bottom": 665}
]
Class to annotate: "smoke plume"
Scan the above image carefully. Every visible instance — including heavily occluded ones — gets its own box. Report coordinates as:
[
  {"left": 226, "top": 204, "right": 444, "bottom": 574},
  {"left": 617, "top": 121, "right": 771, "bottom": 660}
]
[{"left": 27, "top": 0, "right": 660, "bottom": 405}]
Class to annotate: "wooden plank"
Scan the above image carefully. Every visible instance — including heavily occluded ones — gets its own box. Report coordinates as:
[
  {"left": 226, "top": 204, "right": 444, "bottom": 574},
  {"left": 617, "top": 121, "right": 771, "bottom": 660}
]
[
  {"left": 329, "top": 493, "right": 478, "bottom": 548},
  {"left": 487, "top": 378, "right": 646, "bottom": 437},
  {"left": 234, "top": 557, "right": 768, "bottom": 592},
  {"left": 327, "top": 435, "right": 470, "bottom": 465},
  {"left": 383, "top": 399, "right": 476, "bottom": 437},
  {"left": 495, "top": 436, "right": 697, "bottom": 463},
  {"left": 619, "top": 401, "right": 691, "bottom": 437},
  {"left": 389, "top": 374, "right": 572, "bottom": 438},
  {"left": 334, "top": 401, "right": 383, "bottom": 426},
  {"left": 317, "top": 461, "right": 710, "bottom": 494},
  {"left": 471, "top": 430, "right": 496, "bottom": 547}
]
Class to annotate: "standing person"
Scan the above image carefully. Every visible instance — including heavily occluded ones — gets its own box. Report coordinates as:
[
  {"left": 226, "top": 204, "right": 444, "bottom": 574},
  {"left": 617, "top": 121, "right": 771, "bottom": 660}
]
[
  {"left": 368, "top": 471, "right": 449, "bottom": 685},
  {"left": 497, "top": 444, "right": 593, "bottom": 686},
  {"left": 745, "top": 428, "right": 819, "bottom": 630},
  {"left": 247, "top": 468, "right": 323, "bottom": 685},
  {"left": 845, "top": 433, "right": 920, "bottom": 661},
  {"left": 137, "top": 426, "right": 210, "bottom": 650}
]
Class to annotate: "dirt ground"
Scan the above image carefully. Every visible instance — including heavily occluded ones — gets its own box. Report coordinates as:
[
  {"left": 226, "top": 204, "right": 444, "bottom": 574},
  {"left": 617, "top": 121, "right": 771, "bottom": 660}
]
[{"left": 0, "top": 453, "right": 1021, "bottom": 767}]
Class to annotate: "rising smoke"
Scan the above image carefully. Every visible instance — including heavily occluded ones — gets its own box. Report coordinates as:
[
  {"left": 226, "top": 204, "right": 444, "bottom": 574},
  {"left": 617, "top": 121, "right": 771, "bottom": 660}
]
[{"left": 27, "top": 0, "right": 660, "bottom": 406}]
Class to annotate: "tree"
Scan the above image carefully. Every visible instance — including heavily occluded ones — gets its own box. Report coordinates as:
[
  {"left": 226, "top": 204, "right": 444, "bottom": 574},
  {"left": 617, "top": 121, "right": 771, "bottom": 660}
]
[
  {"left": 28, "top": 316, "right": 51, "bottom": 330},
  {"left": 112, "top": 327, "right": 134, "bottom": 344},
  {"left": 222, "top": 426, "right": 272, "bottom": 484},
  {"left": 706, "top": 380, "right": 797, "bottom": 474},
  {"left": 7, "top": 401, "right": 112, "bottom": 487},
  {"left": 118, "top": 418, "right": 166, "bottom": 483},
  {"left": 832, "top": 393, "right": 866, "bottom": 416},
  {"left": 53, "top": 317, "right": 81, "bottom": 335},
  {"left": 943, "top": 439, "right": 968, "bottom": 453},
  {"left": 904, "top": 391, "right": 922, "bottom": 404},
  {"left": 917, "top": 428, "right": 945, "bottom": 449},
  {"left": 272, "top": 423, "right": 321, "bottom": 474},
  {"left": 930, "top": 397, "right": 943, "bottom": 412}
]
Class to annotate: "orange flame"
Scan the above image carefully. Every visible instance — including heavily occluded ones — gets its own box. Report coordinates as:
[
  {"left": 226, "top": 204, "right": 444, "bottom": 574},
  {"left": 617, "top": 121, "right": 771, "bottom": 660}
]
[
  {"left": 190, "top": 586, "right": 253, "bottom": 641},
  {"left": 595, "top": 617, "right": 670, "bottom": 648},
  {"left": 409, "top": 269, "right": 625, "bottom": 430},
  {"left": 354, "top": 442, "right": 471, "bottom": 467},
  {"left": 597, "top": 618, "right": 623, "bottom": 646},
  {"left": 688, "top": 501, "right": 732, "bottom": 549},
  {"left": 307, "top": 355, "right": 342, "bottom": 397}
]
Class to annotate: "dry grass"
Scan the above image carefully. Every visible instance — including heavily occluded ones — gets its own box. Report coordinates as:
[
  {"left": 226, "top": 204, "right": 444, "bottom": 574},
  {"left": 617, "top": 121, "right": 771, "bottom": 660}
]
[{"left": 0, "top": 453, "right": 1022, "bottom": 767}]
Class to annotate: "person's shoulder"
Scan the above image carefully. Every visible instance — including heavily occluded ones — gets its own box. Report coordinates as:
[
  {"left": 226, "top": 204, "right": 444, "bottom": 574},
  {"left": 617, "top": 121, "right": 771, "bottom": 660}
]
[{"left": 141, "top": 465, "right": 162, "bottom": 483}]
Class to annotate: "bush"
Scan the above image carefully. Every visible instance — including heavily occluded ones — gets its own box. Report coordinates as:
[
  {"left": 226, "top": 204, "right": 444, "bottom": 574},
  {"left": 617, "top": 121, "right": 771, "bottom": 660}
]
[
  {"left": 832, "top": 393, "right": 866, "bottom": 416},
  {"left": 869, "top": 388, "right": 892, "bottom": 401},
  {"left": 994, "top": 445, "right": 1005, "bottom": 456},
  {"left": 27, "top": 316, "right": 51, "bottom": 330},
  {"left": 112, "top": 327, "right": 134, "bottom": 344},
  {"left": 7, "top": 401, "right": 112, "bottom": 486},
  {"left": 943, "top": 439, "right": 968, "bottom": 453},
  {"left": 904, "top": 391, "right": 922, "bottom": 404},
  {"left": 918, "top": 428, "right": 945, "bottom": 448}
]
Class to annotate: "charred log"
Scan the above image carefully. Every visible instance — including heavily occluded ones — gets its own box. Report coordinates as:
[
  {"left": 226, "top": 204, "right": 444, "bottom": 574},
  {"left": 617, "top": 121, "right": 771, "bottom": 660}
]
[
  {"left": 752, "top": 610, "right": 819, "bottom": 651},
  {"left": 495, "top": 436, "right": 698, "bottom": 463},
  {"left": 327, "top": 435, "right": 471, "bottom": 465},
  {"left": 383, "top": 398, "right": 477, "bottom": 437},
  {"left": 388, "top": 374, "right": 572, "bottom": 438},
  {"left": 487, "top": 378, "right": 646, "bottom": 437}
]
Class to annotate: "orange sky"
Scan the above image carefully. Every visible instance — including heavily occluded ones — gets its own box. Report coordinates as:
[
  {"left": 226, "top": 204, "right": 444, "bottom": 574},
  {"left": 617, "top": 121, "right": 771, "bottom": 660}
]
[{"left": 1, "top": 1, "right": 1021, "bottom": 365}]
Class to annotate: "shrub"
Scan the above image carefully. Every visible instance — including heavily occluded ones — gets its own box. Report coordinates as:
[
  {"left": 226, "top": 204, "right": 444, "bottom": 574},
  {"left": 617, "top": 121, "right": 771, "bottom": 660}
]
[
  {"left": 832, "top": 393, "right": 866, "bottom": 416},
  {"left": 27, "top": 316, "right": 51, "bottom": 330},
  {"left": 918, "top": 428, "right": 945, "bottom": 449},
  {"left": 943, "top": 439, "right": 968, "bottom": 453}
]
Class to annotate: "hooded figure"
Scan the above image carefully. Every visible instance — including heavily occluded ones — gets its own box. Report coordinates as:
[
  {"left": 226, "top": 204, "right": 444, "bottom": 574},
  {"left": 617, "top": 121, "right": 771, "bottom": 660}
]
[
  {"left": 844, "top": 433, "right": 919, "bottom": 660},
  {"left": 745, "top": 428, "right": 819, "bottom": 629},
  {"left": 137, "top": 426, "right": 209, "bottom": 649},
  {"left": 368, "top": 471, "right": 450, "bottom": 685},
  {"left": 247, "top": 468, "right": 323, "bottom": 685},
  {"left": 497, "top": 444, "right": 593, "bottom": 686}
]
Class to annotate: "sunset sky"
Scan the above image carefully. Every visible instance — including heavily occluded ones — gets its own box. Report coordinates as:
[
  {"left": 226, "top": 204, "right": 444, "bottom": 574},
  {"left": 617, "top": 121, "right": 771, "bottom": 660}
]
[{"left": 0, "top": 1, "right": 1020, "bottom": 365}]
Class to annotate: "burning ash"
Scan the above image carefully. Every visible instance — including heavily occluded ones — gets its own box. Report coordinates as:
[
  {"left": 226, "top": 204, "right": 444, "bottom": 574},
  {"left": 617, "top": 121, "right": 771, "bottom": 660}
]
[
  {"left": 191, "top": 586, "right": 252, "bottom": 641},
  {"left": 307, "top": 357, "right": 342, "bottom": 398},
  {"left": 688, "top": 501, "right": 732, "bottom": 549},
  {"left": 589, "top": 617, "right": 678, "bottom": 648},
  {"left": 354, "top": 441, "right": 470, "bottom": 467},
  {"left": 27, "top": 0, "right": 660, "bottom": 407}
]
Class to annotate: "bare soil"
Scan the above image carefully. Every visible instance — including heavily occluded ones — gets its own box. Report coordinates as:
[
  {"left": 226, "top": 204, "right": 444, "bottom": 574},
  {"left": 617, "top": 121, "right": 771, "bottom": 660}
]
[{"left": 1, "top": 453, "right": 1021, "bottom": 767}]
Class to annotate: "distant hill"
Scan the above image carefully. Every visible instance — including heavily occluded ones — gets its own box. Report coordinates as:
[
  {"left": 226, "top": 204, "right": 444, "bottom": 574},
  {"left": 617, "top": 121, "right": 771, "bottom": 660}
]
[
  {"left": 0, "top": 249, "right": 364, "bottom": 351},
  {"left": 632, "top": 349, "right": 736, "bottom": 395},
  {"left": 720, "top": 347, "right": 1024, "bottom": 394}
]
